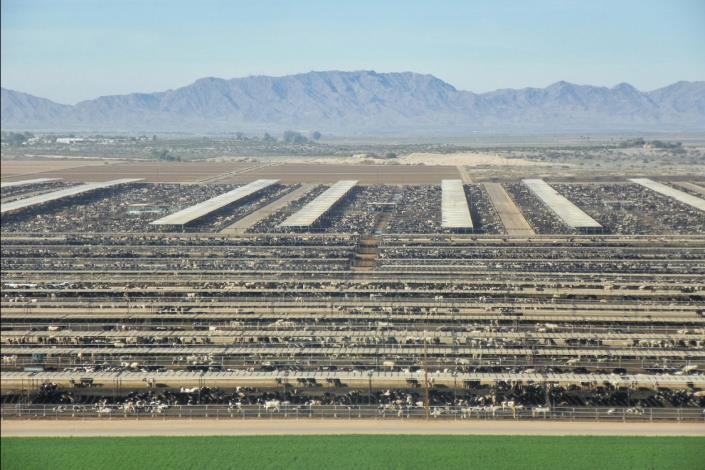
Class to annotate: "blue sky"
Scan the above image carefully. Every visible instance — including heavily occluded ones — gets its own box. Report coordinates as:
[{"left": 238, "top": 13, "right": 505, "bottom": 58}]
[{"left": 2, "top": 0, "right": 703, "bottom": 104}]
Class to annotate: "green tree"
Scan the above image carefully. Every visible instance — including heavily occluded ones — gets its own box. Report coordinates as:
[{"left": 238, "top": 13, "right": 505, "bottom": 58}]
[{"left": 283, "top": 130, "right": 309, "bottom": 144}]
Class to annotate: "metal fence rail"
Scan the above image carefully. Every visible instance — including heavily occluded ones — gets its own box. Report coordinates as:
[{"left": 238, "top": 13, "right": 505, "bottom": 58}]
[{"left": 3, "top": 404, "right": 704, "bottom": 422}]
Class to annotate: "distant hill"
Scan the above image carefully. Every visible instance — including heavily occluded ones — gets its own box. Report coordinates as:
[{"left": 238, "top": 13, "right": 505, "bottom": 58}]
[{"left": 2, "top": 71, "right": 704, "bottom": 135}]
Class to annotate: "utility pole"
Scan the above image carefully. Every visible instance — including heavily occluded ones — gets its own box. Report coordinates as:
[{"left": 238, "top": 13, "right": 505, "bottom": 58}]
[
  {"left": 544, "top": 382, "right": 552, "bottom": 407},
  {"left": 367, "top": 370, "right": 373, "bottom": 405},
  {"left": 423, "top": 332, "right": 430, "bottom": 420}
]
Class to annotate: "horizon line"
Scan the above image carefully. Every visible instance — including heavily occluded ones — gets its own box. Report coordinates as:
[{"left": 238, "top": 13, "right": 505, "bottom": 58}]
[{"left": 2, "top": 71, "right": 702, "bottom": 106}]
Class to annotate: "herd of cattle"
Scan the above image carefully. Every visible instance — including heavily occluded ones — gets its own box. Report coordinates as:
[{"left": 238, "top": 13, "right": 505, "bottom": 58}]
[{"left": 1, "top": 178, "right": 704, "bottom": 420}]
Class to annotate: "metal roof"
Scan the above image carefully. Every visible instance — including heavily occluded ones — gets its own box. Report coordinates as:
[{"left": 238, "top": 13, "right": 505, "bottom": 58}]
[
  {"left": 523, "top": 179, "right": 602, "bottom": 229},
  {"left": 0, "top": 178, "right": 61, "bottom": 188},
  {"left": 629, "top": 178, "right": 705, "bottom": 212},
  {"left": 150, "top": 179, "right": 279, "bottom": 226},
  {"left": 441, "top": 179, "right": 473, "bottom": 229},
  {"left": 0, "top": 178, "right": 143, "bottom": 214},
  {"left": 280, "top": 180, "right": 357, "bottom": 227}
]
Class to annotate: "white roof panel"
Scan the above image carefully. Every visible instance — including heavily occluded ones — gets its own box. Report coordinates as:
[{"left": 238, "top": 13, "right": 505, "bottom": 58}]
[
  {"left": 280, "top": 180, "right": 357, "bottom": 227},
  {"left": 523, "top": 179, "right": 602, "bottom": 229},
  {"left": 1, "top": 178, "right": 142, "bottom": 214},
  {"left": 150, "top": 179, "right": 278, "bottom": 226},
  {"left": 629, "top": 178, "right": 705, "bottom": 212},
  {"left": 0, "top": 178, "right": 61, "bottom": 188},
  {"left": 441, "top": 179, "right": 473, "bottom": 229}
]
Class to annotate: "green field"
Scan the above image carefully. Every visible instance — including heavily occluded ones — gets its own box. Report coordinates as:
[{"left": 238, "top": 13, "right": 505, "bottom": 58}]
[{"left": 2, "top": 436, "right": 704, "bottom": 470}]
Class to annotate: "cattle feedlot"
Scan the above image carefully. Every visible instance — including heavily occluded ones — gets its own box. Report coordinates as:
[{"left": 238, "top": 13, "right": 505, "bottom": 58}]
[
  {"left": 1, "top": 168, "right": 704, "bottom": 438},
  {"left": 2, "top": 164, "right": 705, "bottom": 470}
]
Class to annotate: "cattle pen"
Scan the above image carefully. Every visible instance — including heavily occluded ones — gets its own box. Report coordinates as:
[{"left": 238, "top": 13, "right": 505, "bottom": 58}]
[{"left": 2, "top": 174, "right": 704, "bottom": 427}]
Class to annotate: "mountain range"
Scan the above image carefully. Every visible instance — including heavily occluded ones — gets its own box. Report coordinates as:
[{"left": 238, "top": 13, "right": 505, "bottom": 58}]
[{"left": 2, "top": 71, "right": 704, "bottom": 135}]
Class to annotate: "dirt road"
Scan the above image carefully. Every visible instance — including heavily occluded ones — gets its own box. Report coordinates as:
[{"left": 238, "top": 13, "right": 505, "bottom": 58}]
[
  {"left": 483, "top": 182, "right": 535, "bottom": 235},
  {"left": 221, "top": 183, "right": 316, "bottom": 233},
  {"left": 3, "top": 419, "right": 703, "bottom": 437},
  {"left": 673, "top": 181, "right": 705, "bottom": 197}
]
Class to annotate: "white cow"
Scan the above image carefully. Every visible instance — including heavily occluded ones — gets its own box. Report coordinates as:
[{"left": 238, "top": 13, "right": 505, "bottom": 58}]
[
  {"left": 96, "top": 406, "right": 112, "bottom": 416},
  {"left": 264, "top": 400, "right": 281, "bottom": 412},
  {"left": 532, "top": 406, "right": 550, "bottom": 417}
]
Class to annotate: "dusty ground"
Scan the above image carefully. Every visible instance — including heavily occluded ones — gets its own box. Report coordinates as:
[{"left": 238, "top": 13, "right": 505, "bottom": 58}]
[
  {"left": 254, "top": 151, "right": 550, "bottom": 167},
  {"left": 398, "top": 152, "right": 549, "bottom": 167},
  {"left": 221, "top": 184, "right": 317, "bottom": 233},
  {"left": 2, "top": 419, "right": 703, "bottom": 437},
  {"left": 0, "top": 159, "right": 114, "bottom": 179},
  {"left": 1, "top": 160, "right": 461, "bottom": 184},
  {"left": 483, "top": 182, "right": 535, "bottom": 235},
  {"left": 0, "top": 162, "right": 257, "bottom": 184},
  {"left": 216, "top": 163, "right": 460, "bottom": 184},
  {"left": 3, "top": 157, "right": 705, "bottom": 185}
]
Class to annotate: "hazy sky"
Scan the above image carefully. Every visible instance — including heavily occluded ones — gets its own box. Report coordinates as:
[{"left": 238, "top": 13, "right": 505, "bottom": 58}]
[{"left": 2, "top": 0, "right": 704, "bottom": 104}]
